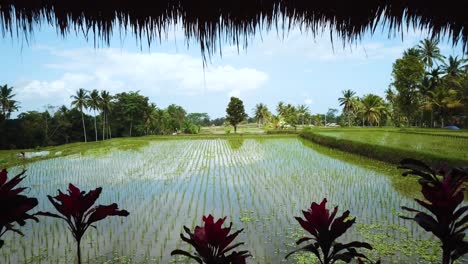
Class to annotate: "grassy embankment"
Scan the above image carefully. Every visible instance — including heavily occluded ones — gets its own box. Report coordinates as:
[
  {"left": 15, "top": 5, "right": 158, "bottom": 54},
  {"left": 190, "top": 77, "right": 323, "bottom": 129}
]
[{"left": 299, "top": 127, "right": 468, "bottom": 167}]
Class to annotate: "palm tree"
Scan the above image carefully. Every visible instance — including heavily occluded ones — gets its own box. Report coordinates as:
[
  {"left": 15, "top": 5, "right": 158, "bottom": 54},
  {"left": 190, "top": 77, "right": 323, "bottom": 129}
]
[
  {"left": 338, "top": 89, "right": 357, "bottom": 126},
  {"left": 269, "top": 115, "right": 281, "bottom": 129},
  {"left": 442, "top": 56, "right": 468, "bottom": 78},
  {"left": 0, "top": 84, "right": 19, "bottom": 120},
  {"left": 296, "top": 104, "right": 309, "bottom": 125},
  {"left": 426, "top": 86, "right": 463, "bottom": 127},
  {"left": 88, "top": 89, "right": 101, "bottom": 141},
  {"left": 143, "top": 103, "right": 157, "bottom": 135},
  {"left": 71, "top": 88, "right": 89, "bottom": 142},
  {"left": 100, "top": 90, "right": 113, "bottom": 140},
  {"left": 417, "top": 39, "right": 445, "bottom": 70},
  {"left": 360, "top": 94, "right": 386, "bottom": 126},
  {"left": 276, "top": 101, "right": 286, "bottom": 116},
  {"left": 253, "top": 103, "right": 270, "bottom": 127}
]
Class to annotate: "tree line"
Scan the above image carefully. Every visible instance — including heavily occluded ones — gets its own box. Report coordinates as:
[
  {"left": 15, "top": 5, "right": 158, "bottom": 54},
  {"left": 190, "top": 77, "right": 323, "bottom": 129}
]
[
  {"left": 251, "top": 39, "right": 467, "bottom": 129},
  {"left": 0, "top": 88, "right": 218, "bottom": 149}
]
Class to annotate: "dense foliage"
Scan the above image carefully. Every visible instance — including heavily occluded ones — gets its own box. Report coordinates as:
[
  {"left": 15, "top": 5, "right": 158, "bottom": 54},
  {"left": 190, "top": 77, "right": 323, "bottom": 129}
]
[
  {"left": 0, "top": 89, "right": 216, "bottom": 149},
  {"left": 336, "top": 39, "right": 467, "bottom": 128},
  {"left": 226, "top": 97, "right": 247, "bottom": 133},
  {"left": 252, "top": 39, "right": 467, "bottom": 129}
]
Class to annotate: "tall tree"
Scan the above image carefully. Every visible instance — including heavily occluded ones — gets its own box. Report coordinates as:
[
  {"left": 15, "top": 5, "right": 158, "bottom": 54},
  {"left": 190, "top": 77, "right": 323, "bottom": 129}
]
[
  {"left": 70, "top": 88, "right": 89, "bottom": 142},
  {"left": 442, "top": 56, "right": 468, "bottom": 78},
  {"left": 360, "top": 94, "right": 387, "bottom": 126},
  {"left": 167, "top": 104, "right": 187, "bottom": 132},
  {"left": 276, "top": 101, "right": 286, "bottom": 116},
  {"left": 100, "top": 90, "right": 113, "bottom": 140},
  {"left": 253, "top": 103, "right": 270, "bottom": 126},
  {"left": 226, "top": 97, "right": 247, "bottom": 133},
  {"left": 392, "top": 50, "right": 425, "bottom": 126},
  {"left": 338, "top": 89, "right": 357, "bottom": 126},
  {"left": 88, "top": 89, "right": 101, "bottom": 141},
  {"left": 283, "top": 104, "right": 298, "bottom": 129},
  {"left": 143, "top": 103, "right": 157, "bottom": 135},
  {"left": 0, "top": 84, "right": 19, "bottom": 120},
  {"left": 417, "top": 39, "right": 445, "bottom": 70},
  {"left": 113, "top": 91, "right": 148, "bottom": 137},
  {"left": 426, "top": 85, "right": 463, "bottom": 127},
  {"left": 296, "top": 104, "right": 309, "bottom": 125}
]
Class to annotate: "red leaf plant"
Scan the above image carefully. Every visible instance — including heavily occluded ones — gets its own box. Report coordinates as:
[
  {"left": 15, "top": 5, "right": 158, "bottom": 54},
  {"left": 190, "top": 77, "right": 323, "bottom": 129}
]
[
  {"left": 286, "top": 198, "right": 374, "bottom": 264},
  {"left": 0, "top": 169, "right": 39, "bottom": 249},
  {"left": 399, "top": 159, "right": 468, "bottom": 264},
  {"left": 36, "top": 184, "right": 129, "bottom": 264},
  {"left": 171, "top": 215, "right": 250, "bottom": 264}
]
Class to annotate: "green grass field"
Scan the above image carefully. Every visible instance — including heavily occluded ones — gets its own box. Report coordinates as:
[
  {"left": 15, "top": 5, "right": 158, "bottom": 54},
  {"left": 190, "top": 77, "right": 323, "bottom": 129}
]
[{"left": 301, "top": 127, "right": 468, "bottom": 166}]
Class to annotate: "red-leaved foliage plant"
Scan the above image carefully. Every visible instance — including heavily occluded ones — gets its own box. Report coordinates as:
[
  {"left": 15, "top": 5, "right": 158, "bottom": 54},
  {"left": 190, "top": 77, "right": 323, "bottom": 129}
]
[
  {"left": 37, "top": 184, "right": 129, "bottom": 264},
  {"left": 286, "top": 198, "right": 375, "bottom": 264},
  {"left": 399, "top": 159, "right": 468, "bottom": 264},
  {"left": 171, "top": 215, "right": 250, "bottom": 264},
  {"left": 0, "top": 169, "right": 39, "bottom": 249}
]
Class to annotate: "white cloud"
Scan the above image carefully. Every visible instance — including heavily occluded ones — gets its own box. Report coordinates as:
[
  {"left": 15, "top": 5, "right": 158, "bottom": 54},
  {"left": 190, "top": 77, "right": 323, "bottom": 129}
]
[
  {"left": 304, "top": 98, "right": 313, "bottom": 105},
  {"left": 242, "top": 26, "right": 446, "bottom": 64},
  {"left": 16, "top": 47, "right": 268, "bottom": 111}
]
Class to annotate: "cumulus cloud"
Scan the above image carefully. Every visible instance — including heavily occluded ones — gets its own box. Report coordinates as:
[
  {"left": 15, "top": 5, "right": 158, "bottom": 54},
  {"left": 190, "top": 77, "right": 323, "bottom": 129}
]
[{"left": 15, "top": 47, "right": 268, "bottom": 111}]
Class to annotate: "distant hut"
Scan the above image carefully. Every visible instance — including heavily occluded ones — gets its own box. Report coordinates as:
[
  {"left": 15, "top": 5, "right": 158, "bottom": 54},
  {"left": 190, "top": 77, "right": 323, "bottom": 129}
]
[{"left": 0, "top": 1, "right": 466, "bottom": 57}]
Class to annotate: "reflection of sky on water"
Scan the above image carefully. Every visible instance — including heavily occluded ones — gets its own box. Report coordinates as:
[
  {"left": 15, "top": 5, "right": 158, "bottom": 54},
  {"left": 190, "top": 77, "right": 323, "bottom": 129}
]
[{"left": 5, "top": 138, "right": 436, "bottom": 263}]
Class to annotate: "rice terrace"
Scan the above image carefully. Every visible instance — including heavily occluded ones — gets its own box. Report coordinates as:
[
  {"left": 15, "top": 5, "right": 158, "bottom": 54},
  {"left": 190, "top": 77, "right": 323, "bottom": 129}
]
[{"left": 1, "top": 1, "right": 468, "bottom": 264}]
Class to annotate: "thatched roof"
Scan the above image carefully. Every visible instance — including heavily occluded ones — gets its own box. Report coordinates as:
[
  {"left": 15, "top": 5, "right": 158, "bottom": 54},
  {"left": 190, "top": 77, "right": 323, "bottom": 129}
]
[{"left": 1, "top": 1, "right": 467, "bottom": 57}]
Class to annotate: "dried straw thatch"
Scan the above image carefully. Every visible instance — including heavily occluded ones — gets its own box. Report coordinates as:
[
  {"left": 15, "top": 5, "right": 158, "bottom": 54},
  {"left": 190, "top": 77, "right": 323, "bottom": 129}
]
[{"left": 0, "top": 1, "right": 467, "bottom": 57}]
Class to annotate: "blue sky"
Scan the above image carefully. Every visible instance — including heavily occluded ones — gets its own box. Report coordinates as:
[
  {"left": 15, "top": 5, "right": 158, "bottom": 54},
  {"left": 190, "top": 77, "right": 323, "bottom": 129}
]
[{"left": 1, "top": 24, "right": 465, "bottom": 119}]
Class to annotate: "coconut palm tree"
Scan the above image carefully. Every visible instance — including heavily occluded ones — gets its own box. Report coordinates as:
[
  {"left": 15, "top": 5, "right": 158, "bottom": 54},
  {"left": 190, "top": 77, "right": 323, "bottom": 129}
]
[
  {"left": 253, "top": 103, "right": 270, "bottom": 127},
  {"left": 276, "top": 101, "right": 286, "bottom": 116},
  {"left": 442, "top": 56, "right": 468, "bottom": 78},
  {"left": 426, "top": 86, "right": 463, "bottom": 127},
  {"left": 71, "top": 88, "right": 89, "bottom": 142},
  {"left": 417, "top": 39, "right": 445, "bottom": 70},
  {"left": 0, "top": 84, "right": 19, "bottom": 120},
  {"left": 360, "top": 94, "right": 386, "bottom": 126},
  {"left": 296, "top": 104, "right": 309, "bottom": 125},
  {"left": 143, "top": 103, "right": 157, "bottom": 135},
  {"left": 88, "top": 89, "right": 101, "bottom": 141},
  {"left": 338, "top": 89, "right": 357, "bottom": 126},
  {"left": 100, "top": 90, "right": 113, "bottom": 140}
]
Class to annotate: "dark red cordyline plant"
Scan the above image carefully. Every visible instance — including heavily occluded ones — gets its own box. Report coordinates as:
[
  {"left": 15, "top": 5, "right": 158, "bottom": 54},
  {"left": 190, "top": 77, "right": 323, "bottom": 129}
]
[
  {"left": 399, "top": 159, "right": 468, "bottom": 264},
  {"left": 286, "top": 198, "right": 373, "bottom": 264},
  {"left": 0, "top": 169, "right": 39, "bottom": 249},
  {"left": 37, "top": 184, "right": 129, "bottom": 264},
  {"left": 171, "top": 215, "right": 250, "bottom": 264}
]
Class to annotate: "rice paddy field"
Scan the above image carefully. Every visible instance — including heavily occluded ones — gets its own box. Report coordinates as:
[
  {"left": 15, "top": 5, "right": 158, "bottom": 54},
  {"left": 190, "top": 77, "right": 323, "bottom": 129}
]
[
  {"left": 312, "top": 129, "right": 468, "bottom": 164},
  {"left": 1, "top": 136, "right": 453, "bottom": 263}
]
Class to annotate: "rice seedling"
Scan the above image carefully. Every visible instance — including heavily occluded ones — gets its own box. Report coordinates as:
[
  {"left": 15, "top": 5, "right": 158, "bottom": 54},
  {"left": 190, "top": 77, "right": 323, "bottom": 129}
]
[{"left": 1, "top": 138, "right": 448, "bottom": 263}]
